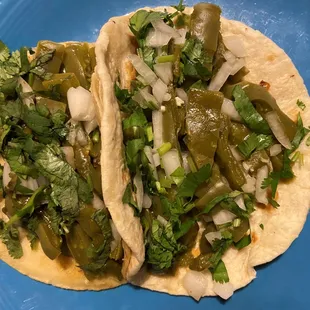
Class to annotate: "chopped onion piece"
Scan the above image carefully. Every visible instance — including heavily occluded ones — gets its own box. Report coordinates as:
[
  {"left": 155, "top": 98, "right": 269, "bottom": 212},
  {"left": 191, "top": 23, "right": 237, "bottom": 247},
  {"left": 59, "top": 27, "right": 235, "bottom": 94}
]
[
  {"left": 154, "top": 63, "right": 173, "bottom": 85},
  {"left": 67, "top": 86, "right": 96, "bottom": 121},
  {"left": 242, "top": 175, "right": 256, "bottom": 193},
  {"left": 133, "top": 171, "right": 144, "bottom": 212},
  {"left": 175, "top": 97, "right": 184, "bottom": 107},
  {"left": 221, "top": 98, "right": 242, "bottom": 122},
  {"left": 21, "top": 177, "right": 38, "bottom": 191},
  {"left": 152, "top": 78, "right": 168, "bottom": 104},
  {"left": 153, "top": 152, "right": 161, "bottom": 167},
  {"left": 143, "top": 194, "right": 152, "bottom": 209},
  {"left": 136, "top": 74, "right": 148, "bottom": 85},
  {"left": 3, "top": 161, "right": 11, "bottom": 188},
  {"left": 163, "top": 93, "right": 171, "bottom": 101},
  {"left": 152, "top": 19, "right": 180, "bottom": 39},
  {"left": 265, "top": 111, "right": 292, "bottom": 149},
  {"left": 223, "top": 50, "right": 236, "bottom": 63},
  {"left": 234, "top": 195, "right": 246, "bottom": 210},
  {"left": 176, "top": 88, "right": 188, "bottom": 104},
  {"left": 157, "top": 215, "right": 168, "bottom": 226},
  {"left": 76, "top": 125, "right": 88, "bottom": 146},
  {"left": 223, "top": 35, "right": 247, "bottom": 58},
  {"left": 213, "top": 282, "right": 234, "bottom": 300},
  {"left": 205, "top": 231, "right": 222, "bottom": 244},
  {"left": 208, "top": 62, "right": 234, "bottom": 91},
  {"left": 61, "top": 146, "right": 75, "bottom": 169},
  {"left": 229, "top": 145, "right": 243, "bottom": 161},
  {"left": 212, "top": 209, "right": 236, "bottom": 226},
  {"left": 270, "top": 144, "right": 282, "bottom": 156},
  {"left": 152, "top": 110, "right": 163, "bottom": 149},
  {"left": 161, "top": 149, "right": 182, "bottom": 177},
  {"left": 83, "top": 118, "right": 98, "bottom": 134},
  {"left": 255, "top": 165, "right": 269, "bottom": 205},
  {"left": 181, "top": 152, "right": 191, "bottom": 174},
  {"left": 174, "top": 28, "right": 187, "bottom": 45},
  {"left": 183, "top": 270, "right": 208, "bottom": 301},
  {"left": 18, "top": 77, "right": 34, "bottom": 107},
  {"left": 92, "top": 194, "right": 106, "bottom": 210},
  {"left": 146, "top": 28, "right": 172, "bottom": 48},
  {"left": 140, "top": 87, "right": 159, "bottom": 109},
  {"left": 128, "top": 54, "right": 157, "bottom": 85},
  {"left": 144, "top": 146, "right": 158, "bottom": 179}
]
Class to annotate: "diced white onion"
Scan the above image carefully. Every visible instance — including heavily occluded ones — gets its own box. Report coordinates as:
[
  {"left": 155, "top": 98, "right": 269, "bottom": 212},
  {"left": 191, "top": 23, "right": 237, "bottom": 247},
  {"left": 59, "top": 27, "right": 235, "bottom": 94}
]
[
  {"left": 175, "top": 97, "right": 184, "bottom": 107},
  {"left": 255, "top": 165, "right": 269, "bottom": 205},
  {"left": 229, "top": 145, "right": 243, "bottom": 161},
  {"left": 181, "top": 152, "right": 191, "bottom": 174},
  {"left": 154, "top": 63, "right": 173, "bottom": 85},
  {"left": 152, "top": 78, "right": 168, "bottom": 105},
  {"left": 270, "top": 144, "right": 282, "bottom": 157},
  {"left": 223, "top": 50, "right": 236, "bottom": 63},
  {"left": 212, "top": 209, "right": 236, "bottom": 226},
  {"left": 92, "top": 194, "right": 106, "bottom": 210},
  {"left": 265, "top": 111, "right": 292, "bottom": 149},
  {"left": 157, "top": 215, "right": 168, "bottom": 226},
  {"left": 140, "top": 87, "right": 159, "bottom": 108},
  {"left": 133, "top": 171, "right": 144, "bottom": 212},
  {"left": 76, "top": 125, "right": 88, "bottom": 146},
  {"left": 152, "top": 19, "right": 180, "bottom": 39},
  {"left": 176, "top": 88, "right": 188, "bottom": 104},
  {"left": 146, "top": 28, "right": 172, "bottom": 48},
  {"left": 128, "top": 54, "right": 157, "bottom": 85},
  {"left": 152, "top": 110, "right": 163, "bottom": 149},
  {"left": 3, "top": 161, "right": 12, "bottom": 188},
  {"left": 161, "top": 149, "right": 182, "bottom": 177},
  {"left": 183, "top": 270, "right": 208, "bottom": 301},
  {"left": 205, "top": 231, "right": 222, "bottom": 244},
  {"left": 143, "top": 194, "right": 152, "bottom": 209},
  {"left": 144, "top": 146, "right": 158, "bottom": 180},
  {"left": 234, "top": 195, "right": 246, "bottom": 210},
  {"left": 61, "top": 146, "right": 75, "bottom": 169},
  {"left": 174, "top": 28, "right": 187, "bottom": 45},
  {"left": 67, "top": 86, "right": 96, "bottom": 122},
  {"left": 223, "top": 35, "right": 247, "bottom": 58},
  {"left": 221, "top": 98, "right": 242, "bottom": 122},
  {"left": 208, "top": 62, "right": 234, "bottom": 91},
  {"left": 20, "top": 177, "right": 38, "bottom": 191},
  {"left": 18, "top": 77, "right": 34, "bottom": 107},
  {"left": 213, "top": 282, "right": 234, "bottom": 300},
  {"left": 163, "top": 93, "right": 171, "bottom": 101},
  {"left": 83, "top": 118, "right": 98, "bottom": 134},
  {"left": 136, "top": 75, "right": 148, "bottom": 85},
  {"left": 242, "top": 175, "right": 256, "bottom": 193},
  {"left": 153, "top": 152, "right": 161, "bottom": 167}
]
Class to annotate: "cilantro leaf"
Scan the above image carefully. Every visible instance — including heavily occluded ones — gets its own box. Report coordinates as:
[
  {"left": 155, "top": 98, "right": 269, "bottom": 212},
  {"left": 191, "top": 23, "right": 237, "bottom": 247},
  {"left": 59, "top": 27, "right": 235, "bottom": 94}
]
[
  {"left": 122, "top": 108, "right": 148, "bottom": 130},
  {"left": 177, "top": 164, "right": 211, "bottom": 198},
  {"left": 212, "top": 260, "right": 229, "bottom": 283},
  {"left": 296, "top": 99, "right": 306, "bottom": 111},
  {"left": 291, "top": 113, "right": 309, "bottom": 151},
  {"left": 259, "top": 223, "right": 264, "bottom": 230},
  {"left": 209, "top": 238, "right": 232, "bottom": 268},
  {"left": 237, "top": 133, "right": 273, "bottom": 158},
  {"left": 0, "top": 41, "right": 10, "bottom": 62},
  {"left": 122, "top": 183, "right": 139, "bottom": 213},
  {"left": 0, "top": 219, "right": 23, "bottom": 259},
  {"left": 147, "top": 220, "right": 185, "bottom": 270},
  {"left": 125, "top": 138, "right": 145, "bottom": 172},
  {"left": 234, "top": 234, "right": 251, "bottom": 250},
  {"left": 172, "top": 0, "right": 185, "bottom": 12},
  {"left": 232, "top": 85, "right": 271, "bottom": 134}
]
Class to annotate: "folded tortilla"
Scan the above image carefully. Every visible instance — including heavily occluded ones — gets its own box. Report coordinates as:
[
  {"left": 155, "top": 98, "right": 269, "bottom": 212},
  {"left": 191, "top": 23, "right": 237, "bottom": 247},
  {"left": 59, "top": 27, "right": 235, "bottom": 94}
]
[
  {"left": 92, "top": 6, "right": 310, "bottom": 295},
  {"left": 0, "top": 42, "right": 125, "bottom": 290}
]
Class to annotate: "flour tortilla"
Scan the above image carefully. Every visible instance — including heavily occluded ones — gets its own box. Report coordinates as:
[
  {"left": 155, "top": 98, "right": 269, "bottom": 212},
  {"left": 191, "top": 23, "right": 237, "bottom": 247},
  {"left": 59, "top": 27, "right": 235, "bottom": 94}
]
[
  {"left": 92, "top": 6, "right": 310, "bottom": 296},
  {"left": 0, "top": 42, "right": 125, "bottom": 290}
]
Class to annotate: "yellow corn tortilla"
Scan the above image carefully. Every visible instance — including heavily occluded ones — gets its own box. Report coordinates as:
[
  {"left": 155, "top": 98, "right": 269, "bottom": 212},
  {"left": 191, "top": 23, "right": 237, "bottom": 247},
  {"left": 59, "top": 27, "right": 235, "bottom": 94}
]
[
  {"left": 0, "top": 42, "right": 125, "bottom": 290},
  {"left": 92, "top": 6, "right": 310, "bottom": 296}
]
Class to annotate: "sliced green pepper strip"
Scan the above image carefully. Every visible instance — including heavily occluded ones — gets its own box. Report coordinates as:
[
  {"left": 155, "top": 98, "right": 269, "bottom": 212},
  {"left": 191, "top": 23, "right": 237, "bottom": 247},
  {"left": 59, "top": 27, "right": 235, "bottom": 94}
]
[
  {"left": 185, "top": 89, "right": 223, "bottom": 168},
  {"left": 229, "top": 122, "right": 251, "bottom": 145},
  {"left": 216, "top": 115, "right": 246, "bottom": 190}
]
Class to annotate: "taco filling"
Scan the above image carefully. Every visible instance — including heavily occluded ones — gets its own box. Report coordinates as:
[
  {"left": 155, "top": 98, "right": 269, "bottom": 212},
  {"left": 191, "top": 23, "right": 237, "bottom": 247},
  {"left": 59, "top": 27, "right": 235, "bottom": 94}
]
[
  {"left": 0, "top": 40, "right": 124, "bottom": 284},
  {"left": 113, "top": 2, "right": 309, "bottom": 299}
]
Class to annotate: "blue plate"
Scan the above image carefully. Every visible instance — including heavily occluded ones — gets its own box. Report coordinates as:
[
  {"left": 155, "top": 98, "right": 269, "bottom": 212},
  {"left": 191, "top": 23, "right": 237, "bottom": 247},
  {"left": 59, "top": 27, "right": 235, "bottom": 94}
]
[{"left": 0, "top": 0, "right": 309, "bottom": 309}]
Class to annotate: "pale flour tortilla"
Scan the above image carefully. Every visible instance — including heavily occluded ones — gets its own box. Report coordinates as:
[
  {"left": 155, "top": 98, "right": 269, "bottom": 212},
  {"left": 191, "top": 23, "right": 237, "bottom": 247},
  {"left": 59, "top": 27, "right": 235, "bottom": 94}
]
[
  {"left": 0, "top": 42, "right": 125, "bottom": 290},
  {"left": 92, "top": 6, "right": 310, "bottom": 296}
]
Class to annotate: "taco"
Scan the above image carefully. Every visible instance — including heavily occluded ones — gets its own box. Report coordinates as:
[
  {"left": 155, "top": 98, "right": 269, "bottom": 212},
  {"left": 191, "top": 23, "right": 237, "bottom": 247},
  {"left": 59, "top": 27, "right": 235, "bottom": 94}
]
[
  {"left": 0, "top": 40, "right": 125, "bottom": 290},
  {"left": 92, "top": 2, "right": 310, "bottom": 299}
]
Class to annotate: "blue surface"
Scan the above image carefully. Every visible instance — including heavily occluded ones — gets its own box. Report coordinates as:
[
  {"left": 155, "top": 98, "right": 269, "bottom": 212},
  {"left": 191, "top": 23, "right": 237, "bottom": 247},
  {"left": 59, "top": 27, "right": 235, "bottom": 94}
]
[{"left": 0, "top": 0, "right": 309, "bottom": 309}]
